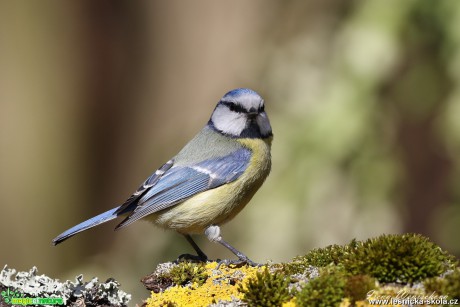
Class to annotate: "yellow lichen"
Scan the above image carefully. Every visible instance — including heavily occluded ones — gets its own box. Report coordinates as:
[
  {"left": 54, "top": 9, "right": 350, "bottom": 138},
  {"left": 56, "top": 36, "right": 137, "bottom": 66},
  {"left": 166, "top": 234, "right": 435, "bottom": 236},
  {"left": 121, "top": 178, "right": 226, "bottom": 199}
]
[
  {"left": 339, "top": 298, "right": 351, "bottom": 307},
  {"left": 282, "top": 297, "right": 297, "bottom": 307},
  {"left": 146, "top": 262, "right": 265, "bottom": 307}
]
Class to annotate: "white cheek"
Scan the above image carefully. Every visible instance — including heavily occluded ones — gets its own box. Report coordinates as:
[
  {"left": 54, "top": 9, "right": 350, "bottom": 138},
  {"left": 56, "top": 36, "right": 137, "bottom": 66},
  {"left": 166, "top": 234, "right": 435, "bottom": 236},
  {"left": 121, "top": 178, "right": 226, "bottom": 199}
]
[{"left": 211, "top": 107, "right": 247, "bottom": 135}]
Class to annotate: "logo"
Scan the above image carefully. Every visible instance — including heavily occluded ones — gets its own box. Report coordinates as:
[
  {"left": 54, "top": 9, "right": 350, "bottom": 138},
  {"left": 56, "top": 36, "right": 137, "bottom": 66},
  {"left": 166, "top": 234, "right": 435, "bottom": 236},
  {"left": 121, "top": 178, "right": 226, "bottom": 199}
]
[
  {"left": 1, "top": 288, "right": 23, "bottom": 304},
  {"left": 1, "top": 288, "right": 64, "bottom": 306}
]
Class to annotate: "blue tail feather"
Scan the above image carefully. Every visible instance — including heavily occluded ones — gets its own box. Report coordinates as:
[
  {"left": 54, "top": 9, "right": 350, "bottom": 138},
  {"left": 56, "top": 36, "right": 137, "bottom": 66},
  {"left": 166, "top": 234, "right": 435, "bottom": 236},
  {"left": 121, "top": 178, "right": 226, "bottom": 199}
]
[{"left": 52, "top": 207, "right": 120, "bottom": 245}]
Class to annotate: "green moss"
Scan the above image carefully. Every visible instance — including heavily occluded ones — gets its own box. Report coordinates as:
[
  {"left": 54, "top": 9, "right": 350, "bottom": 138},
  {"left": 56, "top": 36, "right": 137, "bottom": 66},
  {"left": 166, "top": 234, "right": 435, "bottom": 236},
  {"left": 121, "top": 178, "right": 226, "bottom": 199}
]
[
  {"left": 239, "top": 268, "right": 291, "bottom": 307},
  {"left": 424, "top": 268, "right": 460, "bottom": 299},
  {"left": 286, "top": 234, "right": 456, "bottom": 284},
  {"left": 292, "top": 266, "right": 375, "bottom": 306},
  {"left": 283, "top": 241, "right": 357, "bottom": 275},
  {"left": 343, "top": 233, "right": 456, "bottom": 283},
  {"left": 344, "top": 274, "right": 376, "bottom": 304},
  {"left": 168, "top": 262, "right": 208, "bottom": 287},
  {"left": 296, "top": 268, "right": 346, "bottom": 307}
]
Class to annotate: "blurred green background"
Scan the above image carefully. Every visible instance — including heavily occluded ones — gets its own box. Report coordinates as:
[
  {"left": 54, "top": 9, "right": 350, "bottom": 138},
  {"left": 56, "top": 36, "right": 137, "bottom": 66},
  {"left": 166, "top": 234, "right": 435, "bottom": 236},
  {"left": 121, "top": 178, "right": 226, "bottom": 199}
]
[{"left": 1, "top": 0, "right": 460, "bottom": 304}]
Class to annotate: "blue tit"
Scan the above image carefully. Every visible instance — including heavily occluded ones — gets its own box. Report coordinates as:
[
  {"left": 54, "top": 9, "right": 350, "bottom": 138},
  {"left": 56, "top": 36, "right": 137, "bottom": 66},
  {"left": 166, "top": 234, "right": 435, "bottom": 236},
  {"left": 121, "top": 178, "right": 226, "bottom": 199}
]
[{"left": 53, "top": 88, "right": 272, "bottom": 266}]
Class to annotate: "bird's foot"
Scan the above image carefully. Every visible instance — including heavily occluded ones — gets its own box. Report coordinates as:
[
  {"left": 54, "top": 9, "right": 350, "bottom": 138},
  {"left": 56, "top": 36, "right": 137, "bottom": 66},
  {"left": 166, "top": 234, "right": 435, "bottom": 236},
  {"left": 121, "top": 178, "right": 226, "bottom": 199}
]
[
  {"left": 204, "top": 225, "right": 261, "bottom": 268},
  {"left": 175, "top": 253, "right": 208, "bottom": 264},
  {"left": 216, "top": 256, "right": 262, "bottom": 269}
]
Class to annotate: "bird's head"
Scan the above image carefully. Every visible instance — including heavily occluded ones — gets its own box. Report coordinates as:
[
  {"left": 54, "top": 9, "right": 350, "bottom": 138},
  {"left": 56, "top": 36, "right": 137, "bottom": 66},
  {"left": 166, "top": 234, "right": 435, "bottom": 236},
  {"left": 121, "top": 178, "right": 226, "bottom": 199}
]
[{"left": 209, "top": 88, "right": 272, "bottom": 139}]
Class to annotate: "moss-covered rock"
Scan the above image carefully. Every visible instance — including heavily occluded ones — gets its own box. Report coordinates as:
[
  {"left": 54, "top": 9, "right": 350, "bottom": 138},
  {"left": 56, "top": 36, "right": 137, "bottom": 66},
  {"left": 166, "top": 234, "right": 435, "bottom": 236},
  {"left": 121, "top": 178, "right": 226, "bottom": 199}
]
[
  {"left": 142, "top": 234, "right": 459, "bottom": 306},
  {"left": 5, "top": 233, "right": 454, "bottom": 306},
  {"left": 343, "top": 233, "right": 456, "bottom": 283},
  {"left": 296, "top": 268, "right": 347, "bottom": 307},
  {"left": 284, "top": 233, "right": 456, "bottom": 284}
]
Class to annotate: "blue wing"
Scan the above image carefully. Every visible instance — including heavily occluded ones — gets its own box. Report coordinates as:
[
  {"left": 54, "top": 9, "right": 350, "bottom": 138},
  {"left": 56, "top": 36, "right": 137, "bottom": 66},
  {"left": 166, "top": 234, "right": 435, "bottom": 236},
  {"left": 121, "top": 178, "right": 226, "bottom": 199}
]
[
  {"left": 114, "top": 159, "right": 175, "bottom": 215},
  {"left": 52, "top": 148, "right": 250, "bottom": 245},
  {"left": 115, "top": 147, "right": 251, "bottom": 229}
]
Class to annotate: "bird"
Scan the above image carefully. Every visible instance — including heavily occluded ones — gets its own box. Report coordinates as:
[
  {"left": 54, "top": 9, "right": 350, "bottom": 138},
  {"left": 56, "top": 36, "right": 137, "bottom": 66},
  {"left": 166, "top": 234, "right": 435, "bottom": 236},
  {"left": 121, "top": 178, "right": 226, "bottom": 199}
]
[{"left": 52, "top": 88, "right": 273, "bottom": 266}]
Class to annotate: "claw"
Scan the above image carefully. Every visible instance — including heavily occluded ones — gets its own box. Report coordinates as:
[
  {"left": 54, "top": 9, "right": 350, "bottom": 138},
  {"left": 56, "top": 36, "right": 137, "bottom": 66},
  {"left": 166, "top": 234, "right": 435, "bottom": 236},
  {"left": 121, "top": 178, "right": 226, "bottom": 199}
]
[{"left": 216, "top": 256, "right": 261, "bottom": 269}]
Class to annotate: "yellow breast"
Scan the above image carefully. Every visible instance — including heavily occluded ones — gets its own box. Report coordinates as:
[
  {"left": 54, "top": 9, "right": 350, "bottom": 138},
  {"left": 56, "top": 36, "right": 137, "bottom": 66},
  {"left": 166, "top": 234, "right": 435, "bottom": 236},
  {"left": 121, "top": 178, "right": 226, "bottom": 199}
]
[{"left": 149, "top": 137, "right": 272, "bottom": 234}]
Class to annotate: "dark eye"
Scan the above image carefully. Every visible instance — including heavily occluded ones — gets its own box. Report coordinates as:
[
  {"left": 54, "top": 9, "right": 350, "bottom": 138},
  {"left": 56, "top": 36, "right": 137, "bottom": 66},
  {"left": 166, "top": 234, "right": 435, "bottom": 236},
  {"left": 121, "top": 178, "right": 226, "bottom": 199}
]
[
  {"left": 260, "top": 105, "right": 265, "bottom": 112},
  {"left": 229, "top": 104, "right": 237, "bottom": 112}
]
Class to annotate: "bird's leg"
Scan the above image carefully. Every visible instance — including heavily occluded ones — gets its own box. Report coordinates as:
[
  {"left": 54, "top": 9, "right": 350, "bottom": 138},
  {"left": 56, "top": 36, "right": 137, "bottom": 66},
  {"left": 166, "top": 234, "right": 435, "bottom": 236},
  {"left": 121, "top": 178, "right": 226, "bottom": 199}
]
[
  {"left": 205, "top": 225, "right": 260, "bottom": 267},
  {"left": 176, "top": 234, "right": 209, "bottom": 263},
  {"left": 184, "top": 234, "right": 208, "bottom": 260}
]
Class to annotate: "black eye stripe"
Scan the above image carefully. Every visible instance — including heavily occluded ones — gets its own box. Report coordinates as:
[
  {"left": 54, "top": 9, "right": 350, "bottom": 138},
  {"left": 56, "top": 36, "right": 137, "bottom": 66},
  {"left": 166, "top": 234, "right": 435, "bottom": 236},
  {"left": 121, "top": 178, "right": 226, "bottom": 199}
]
[{"left": 220, "top": 101, "right": 246, "bottom": 113}]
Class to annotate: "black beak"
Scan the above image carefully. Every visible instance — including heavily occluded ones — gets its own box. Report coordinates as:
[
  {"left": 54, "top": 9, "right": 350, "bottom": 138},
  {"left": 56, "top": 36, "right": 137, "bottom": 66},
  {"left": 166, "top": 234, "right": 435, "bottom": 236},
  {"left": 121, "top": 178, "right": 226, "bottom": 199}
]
[{"left": 247, "top": 108, "right": 258, "bottom": 119}]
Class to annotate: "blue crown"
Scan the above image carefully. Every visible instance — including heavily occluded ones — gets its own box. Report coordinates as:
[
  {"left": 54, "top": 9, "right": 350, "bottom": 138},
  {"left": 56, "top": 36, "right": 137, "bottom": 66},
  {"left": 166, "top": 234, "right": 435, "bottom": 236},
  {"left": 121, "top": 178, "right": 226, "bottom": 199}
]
[{"left": 223, "top": 88, "right": 260, "bottom": 99}]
